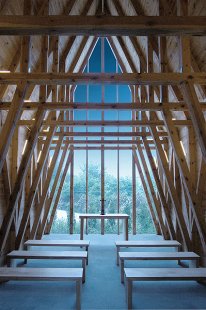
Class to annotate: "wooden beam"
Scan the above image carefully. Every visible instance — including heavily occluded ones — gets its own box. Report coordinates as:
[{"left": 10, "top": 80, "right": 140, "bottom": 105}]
[
  {"left": 38, "top": 140, "right": 68, "bottom": 237},
  {"left": 132, "top": 149, "right": 162, "bottom": 236},
  {"left": 0, "top": 82, "right": 28, "bottom": 174},
  {"left": 144, "top": 132, "right": 192, "bottom": 249},
  {"left": 2, "top": 101, "right": 206, "bottom": 111},
  {"left": 39, "top": 139, "right": 168, "bottom": 146},
  {"left": 0, "top": 15, "right": 205, "bottom": 36},
  {"left": 29, "top": 138, "right": 65, "bottom": 240},
  {"left": 161, "top": 108, "right": 206, "bottom": 251},
  {"left": 1, "top": 160, "right": 11, "bottom": 199},
  {"left": 69, "top": 148, "right": 74, "bottom": 234},
  {"left": 18, "top": 119, "right": 192, "bottom": 127},
  {"left": 0, "top": 72, "right": 205, "bottom": 85},
  {"left": 39, "top": 131, "right": 168, "bottom": 138},
  {"left": 132, "top": 151, "right": 137, "bottom": 234},
  {"left": 0, "top": 108, "right": 46, "bottom": 252},
  {"left": 46, "top": 150, "right": 73, "bottom": 234},
  {"left": 138, "top": 143, "right": 175, "bottom": 240},
  {"left": 180, "top": 82, "right": 206, "bottom": 162},
  {"left": 15, "top": 126, "right": 56, "bottom": 249}
]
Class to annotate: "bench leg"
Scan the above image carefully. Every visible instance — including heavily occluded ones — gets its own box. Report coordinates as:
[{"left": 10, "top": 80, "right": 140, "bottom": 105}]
[
  {"left": 7, "top": 258, "right": 15, "bottom": 267},
  {"left": 189, "top": 259, "right": 199, "bottom": 268},
  {"left": 86, "top": 246, "right": 89, "bottom": 265},
  {"left": 116, "top": 247, "right": 120, "bottom": 266},
  {"left": 80, "top": 219, "right": 84, "bottom": 240},
  {"left": 126, "top": 279, "right": 133, "bottom": 310},
  {"left": 124, "top": 218, "right": 128, "bottom": 241},
  {"left": 76, "top": 280, "right": 82, "bottom": 310},
  {"left": 121, "top": 259, "right": 125, "bottom": 284},
  {"left": 82, "top": 259, "right": 86, "bottom": 283}
]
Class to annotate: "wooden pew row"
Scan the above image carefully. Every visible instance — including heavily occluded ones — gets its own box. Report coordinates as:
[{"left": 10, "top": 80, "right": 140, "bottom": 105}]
[
  {"left": 115, "top": 240, "right": 181, "bottom": 265},
  {"left": 0, "top": 267, "right": 83, "bottom": 310},
  {"left": 24, "top": 240, "right": 90, "bottom": 264},
  {"left": 119, "top": 251, "right": 200, "bottom": 283},
  {"left": 124, "top": 268, "right": 206, "bottom": 310},
  {"left": 7, "top": 251, "right": 87, "bottom": 283}
]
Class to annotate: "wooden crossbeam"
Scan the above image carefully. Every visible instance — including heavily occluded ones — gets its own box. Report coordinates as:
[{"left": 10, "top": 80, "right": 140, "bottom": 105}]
[
  {"left": 0, "top": 16, "right": 205, "bottom": 36},
  {"left": 18, "top": 119, "right": 192, "bottom": 126},
  {"left": 1, "top": 101, "right": 206, "bottom": 111},
  {"left": 39, "top": 131, "right": 168, "bottom": 138},
  {"left": 0, "top": 72, "right": 205, "bottom": 85}
]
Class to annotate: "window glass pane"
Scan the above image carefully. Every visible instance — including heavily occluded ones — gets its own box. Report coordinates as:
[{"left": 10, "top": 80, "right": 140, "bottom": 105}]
[
  {"left": 89, "top": 85, "right": 102, "bottom": 103},
  {"left": 105, "top": 150, "right": 118, "bottom": 233},
  {"left": 105, "top": 85, "right": 117, "bottom": 103},
  {"left": 74, "top": 85, "right": 87, "bottom": 102},
  {"left": 89, "top": 39, "right": 101, "bottom": 72},
  {"left": 105, "top": 39, "right": 116, "bottom": 73}
]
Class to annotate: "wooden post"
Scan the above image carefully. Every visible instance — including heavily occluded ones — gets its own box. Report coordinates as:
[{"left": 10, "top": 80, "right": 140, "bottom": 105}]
[
  {"left": 132, "top": 150, "right": 137, "bottom": 235},
  {"left": 41, "top": 141, "right": 69, "bottom": 237},
  {"left": 133, "top": 150, "right": 161, "bottom": 235},
  {"left": 46, "top": 151, "right": 73, "bottom": 234},
  {"left": 70, "top": 148, "right": 74, "bottom": 234}
]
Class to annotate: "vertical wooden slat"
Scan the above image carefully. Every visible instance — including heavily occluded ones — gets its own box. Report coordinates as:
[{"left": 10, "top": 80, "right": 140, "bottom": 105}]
[{"left": 69, "top": 148, "right": 74, "bottom": 234}]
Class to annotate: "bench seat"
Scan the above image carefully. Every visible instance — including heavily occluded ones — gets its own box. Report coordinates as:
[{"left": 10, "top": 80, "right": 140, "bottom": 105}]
[
  {"left": 0, "top": 267, "right": 83, "bottom": 310},
  {"left": 7, "top": 250, "right": 87, "bottom": 283},
  {"left": 119, "top": 251, "right": 199, "bottom": 283},
  {"left": 24, "top": 240, "right": 90, "bottom": 264},
  {"left": 124, "top": 267, "right": 206, "bottom": 310},
  {"left": 115, "top": 240, "right": 181, "bottom": 265}
]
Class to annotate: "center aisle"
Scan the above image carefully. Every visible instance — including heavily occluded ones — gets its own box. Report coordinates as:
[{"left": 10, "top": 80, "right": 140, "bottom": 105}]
[{"left": 44, "top": 233, "right": 163, "bottom": 310}]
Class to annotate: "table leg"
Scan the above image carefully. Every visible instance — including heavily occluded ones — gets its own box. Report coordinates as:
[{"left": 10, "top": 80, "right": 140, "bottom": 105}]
[
  {"left": 116, "top": 246, "right": 120, "bottom": 266},
  {"left": 124, "top": 218, "right": 129, "bottom": 241},
  {"left": 126, "top": 279, "right": 133, "bottom": 310},
  {"left": 80, "top": 218, "right": 84, "bottom": 240},
  {"left": 82, "top": 258, "right": 86, "bottom": 283},
  {"left": 101, "top": 219, "right": 104, "bottom": 235},
  {"left": 86, "top": 246, "right": 89, "bottom": 265},
  {"left": 121, "top": 259, "right": 125, "bottom": 283},
  {"left": 76, "top": 280, "right": 82, "bottom": 310}
]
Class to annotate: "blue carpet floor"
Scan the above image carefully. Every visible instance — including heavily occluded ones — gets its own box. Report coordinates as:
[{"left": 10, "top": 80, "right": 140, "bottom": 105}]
[{"left": 0, "top": 234, "right": 206, "bottom": 310}]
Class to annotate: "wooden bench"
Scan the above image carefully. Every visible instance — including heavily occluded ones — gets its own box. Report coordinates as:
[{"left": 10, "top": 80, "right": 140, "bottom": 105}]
[
  {"left": 0, "top": 267, "right": 82, "bottom": 310},
  {"left": 24, "top": 240, "right": 90, "bottom": 264},
  {"left": 7, "top": 250, "right": 87, "bottom": 283},
  {"left": 119, "top": 251, "right": 200, "bottom": 283},
  {"left": 124, "top": 267, "right": 206, "bottom": 310},
  {"left": 115, "top": 240, "right": 181, "bottom": 265}
]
